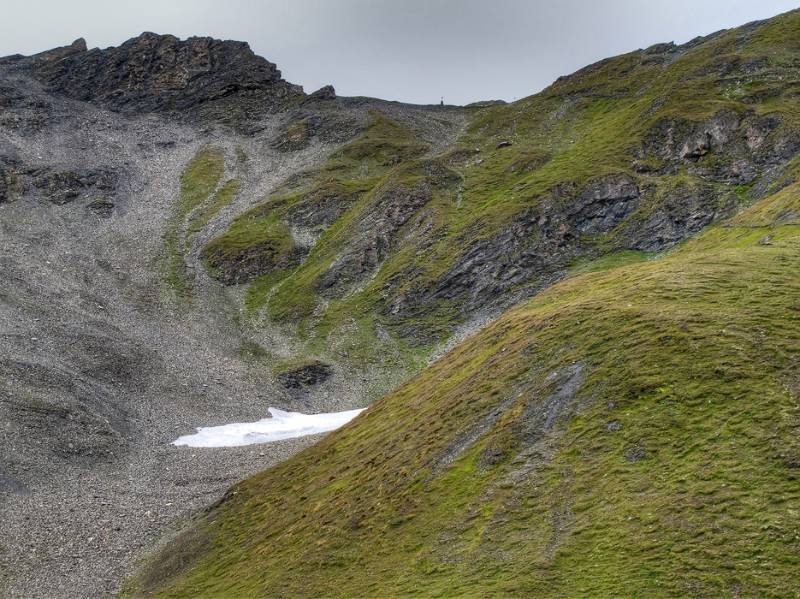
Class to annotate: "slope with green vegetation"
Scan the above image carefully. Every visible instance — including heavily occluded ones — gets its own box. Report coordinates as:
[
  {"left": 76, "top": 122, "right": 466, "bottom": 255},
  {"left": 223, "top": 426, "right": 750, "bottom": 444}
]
[
  {"left": 132, "top": 9, "right": 800, "bottom": 599},
  {"left": 200, "top": 10, "right": 800, "bottom": 383},
  {"left": 162, "top": 147, "right": 240, "bottom": 300},
  {"left": 203, "top": 110, "right": 448, "bottom": 375},
  {"left": 135, "top": 176, "right": 800, "bottom": 599}
]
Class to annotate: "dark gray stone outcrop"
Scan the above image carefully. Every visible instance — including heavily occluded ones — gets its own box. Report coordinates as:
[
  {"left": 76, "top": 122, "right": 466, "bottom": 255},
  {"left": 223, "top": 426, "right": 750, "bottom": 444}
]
[
  {"left": 24, "top": 33, "right": 305, "bottom": 124},
  {"left": 276, "top": 361, "right": 333, "bottom": 400},
  {"left": 385, "top": 173, "right": 640, "bottom": 321},
  {"left": 319, "top": 161, "right": 460, "bottom": 295},
  {"left": 285, "top": 184, "right": 363, "bottom": 229},
  {"left": 32, "top": 168, "right": 117, "bottom": 205},
  {"left": 639, "top": 108, "right": 799, "bottom": 186}
]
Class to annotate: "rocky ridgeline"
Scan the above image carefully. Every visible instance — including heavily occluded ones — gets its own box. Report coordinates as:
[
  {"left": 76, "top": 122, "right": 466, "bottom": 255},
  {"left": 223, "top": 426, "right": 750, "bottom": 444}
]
[{"left": 3, "top": 33, "right": 313, "bottom": 126}]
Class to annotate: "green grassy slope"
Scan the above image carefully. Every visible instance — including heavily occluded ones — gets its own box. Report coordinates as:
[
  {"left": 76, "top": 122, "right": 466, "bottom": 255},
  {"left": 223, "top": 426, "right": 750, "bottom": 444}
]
[
  {"left": 136, "top": 11, "right": 800, "bottom": 598},
  {"left": 202, "top": 111, "right": 438, "bottom": 378},
  {"left": 135, "top": 176, "right": 800, "bottom": 598},
  {"left": 201, "top": 10, "right": 800, "bottom": 382},
  {"left": 162, "top": 147, "right": 231, "bottom": 300}
]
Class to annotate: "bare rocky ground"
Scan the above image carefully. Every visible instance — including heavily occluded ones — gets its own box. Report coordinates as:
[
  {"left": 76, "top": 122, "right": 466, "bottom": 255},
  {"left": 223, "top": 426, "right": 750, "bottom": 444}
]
[{"left": 0, "top": 50, "right": 467, "bottom": 597}]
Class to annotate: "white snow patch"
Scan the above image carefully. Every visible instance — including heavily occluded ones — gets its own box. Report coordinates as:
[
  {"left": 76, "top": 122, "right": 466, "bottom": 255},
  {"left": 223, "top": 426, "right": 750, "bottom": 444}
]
[{"left": 172, "top": 407, "right": 365, "bottom": 448}]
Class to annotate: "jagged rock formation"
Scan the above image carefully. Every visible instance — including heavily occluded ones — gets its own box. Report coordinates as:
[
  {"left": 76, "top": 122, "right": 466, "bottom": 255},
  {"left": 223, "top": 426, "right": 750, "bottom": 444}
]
[
  {"left": 28, "top": 34, "right": 304, "bottom": 121},
  {"left": 275, "top": 360, "right": 333, "bottom": 400}
]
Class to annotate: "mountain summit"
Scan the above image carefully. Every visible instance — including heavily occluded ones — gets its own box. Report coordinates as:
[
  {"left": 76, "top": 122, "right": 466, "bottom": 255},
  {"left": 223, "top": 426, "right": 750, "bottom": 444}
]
[{"left": 3, "top": 32, "right": 310, "bottom": 124}]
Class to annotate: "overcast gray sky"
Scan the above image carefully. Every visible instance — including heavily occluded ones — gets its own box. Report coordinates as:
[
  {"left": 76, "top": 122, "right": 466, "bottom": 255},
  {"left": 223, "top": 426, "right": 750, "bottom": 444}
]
[{"left": 1, "top": 1, "right": 797, "bottom": 105}]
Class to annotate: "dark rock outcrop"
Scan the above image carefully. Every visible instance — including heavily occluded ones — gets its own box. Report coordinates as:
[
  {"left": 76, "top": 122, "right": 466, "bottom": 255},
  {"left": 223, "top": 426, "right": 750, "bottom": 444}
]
[
  {"left": 382, "top": 169, "right": 733, "bottom": 339},
  {"left": 28, "top": 33, "right": 304, "bottom": 122},
  {"left": 276, "top": 361, "right": 332, "bottom": 398},
  {"left": 319, "top": 161, "right": 460, "bottom": 295},
  {"left": 568, "top": 173, "right": 640, "bottom": 234},
  {"left": 318, "top": 182, "right": 431, "bottom": 293},
  {"left": 386, "top": 173, "right": 639, "bottom": 320},
  {"left": 86, "top": 199, "right": 115, "bottom": 217},
  {"left": 639, "top": 108, "right": 799, "bottom": 186},
  {"left": 32, "top": 168, "right": 117, "bottom": 205},
  {"left": 307, "top": 85, "right": 336, "bottom": 101},
  {"left": 204, "top": 239, "right": 306, "bottom": 286},
  {"left": 285, "top": 184, "right": 362, "bottom": 230},
  {"left": 0, "top": 161, "right": 23, "bottom": 204},
  {"left": 0, "top": 81, "right": 54, "bottom": 134},
  {"left": 621, "top": 181, "right": 736, "bottom": 251},
  {"left": 0, "top": 158, "right": 118, "bottom": 207}
]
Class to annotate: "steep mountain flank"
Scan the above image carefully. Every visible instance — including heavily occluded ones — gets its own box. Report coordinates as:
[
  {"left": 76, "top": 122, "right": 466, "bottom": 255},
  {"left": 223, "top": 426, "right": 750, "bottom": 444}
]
[
  {"left": 0, "top": 31, "right": 464, "bottom": 599},
  {"left": 135, "top": 173, "right": 800, "bottom": 599},
  {"left": 199, "top": 10, "right": 800, "bottom": 381},
  {"left": 126, "top": 9, "right": 800, "bottom": 599}
]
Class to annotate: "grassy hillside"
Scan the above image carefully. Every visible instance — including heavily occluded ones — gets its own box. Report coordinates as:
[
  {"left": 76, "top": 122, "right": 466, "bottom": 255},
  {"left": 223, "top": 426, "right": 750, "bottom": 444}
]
[
  {"left": 200, "top": 10, "right": 800, "bottom": 383},
  {"left": 134, "top": 10, "right": 800, "bottom": 598},
  {"left": 135, "top": 173, "right": 800, "bottom": 597}
]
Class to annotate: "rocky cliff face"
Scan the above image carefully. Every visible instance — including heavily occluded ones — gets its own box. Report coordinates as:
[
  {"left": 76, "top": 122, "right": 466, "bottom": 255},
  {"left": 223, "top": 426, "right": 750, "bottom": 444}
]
[{"left": 5, "top": 33, "right": 307, "bottom": 127}]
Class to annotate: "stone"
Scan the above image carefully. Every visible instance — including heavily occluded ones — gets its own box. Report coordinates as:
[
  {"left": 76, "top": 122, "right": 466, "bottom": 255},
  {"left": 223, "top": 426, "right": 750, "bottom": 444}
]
[
  {"left": 276, "top": 361, "right": 333, "bottom": 397},
  {"left": 32, "top": 168, "right": 117, "bottom": 205},
  {"left": 30, "top": 33, "right": 305, "bottom": 122},
  {"left": 569, "top": 173, "right": 640, "bottom": 234},
  {"left": 307, "top": 85, "right": 336, "bottom": 101},
  {"left": 624, "top": 446, "right": 647, "bottom": 462},
  {"left": 86, "top": 200, "right": 115, "bottom": 218}
]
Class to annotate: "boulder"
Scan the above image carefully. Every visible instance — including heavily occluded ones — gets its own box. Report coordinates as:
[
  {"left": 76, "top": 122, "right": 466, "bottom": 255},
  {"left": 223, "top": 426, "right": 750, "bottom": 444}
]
[{"left": 276, "top": 361, "right": 333, "bottom": 398}]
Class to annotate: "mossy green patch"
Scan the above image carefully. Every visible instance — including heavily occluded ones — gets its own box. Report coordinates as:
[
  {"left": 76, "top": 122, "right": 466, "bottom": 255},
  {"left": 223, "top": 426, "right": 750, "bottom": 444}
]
[
  {"left": 331, "top": 110, "right": 429, "bottom": 174},
  {"left": 567, "top": 249, "right": 654, "bottom": 275},
  {"left": 187, "top": 178, "right": 240, "bottom": 238},
  {"left": 162, "top": 147, "right": 225, "bottom": 300},
  {"left": 203, "top": 207, "right": 295, "bottom": 273},
  {"left": 244, "top": 268, "right": 294, "bottom": 314}
]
